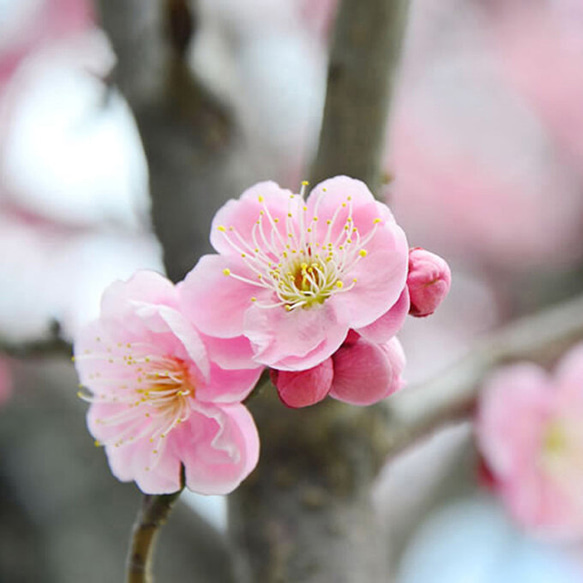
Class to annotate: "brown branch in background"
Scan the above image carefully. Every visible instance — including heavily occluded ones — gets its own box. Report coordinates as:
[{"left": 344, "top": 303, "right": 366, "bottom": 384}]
[
  {"left": 0, "top": 321, "right": 71, "bottom": 359},
  {"left": 230, "top": 1, "right": 414, "bottom": 581},
  {"left": 126, "top": 490, "right": 183, "bottom": 583},
  {"left": 97, "top": 0, "right": 244, "bottom": 283},
  {"left": 384, "top": 293, "right": 583, "bottom": 458},
  {"left": 310, "top": 0, "right": 409, "bottom": 193}
]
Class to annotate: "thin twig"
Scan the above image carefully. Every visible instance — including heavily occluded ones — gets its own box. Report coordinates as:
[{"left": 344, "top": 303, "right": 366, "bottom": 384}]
[
  {"left": 126, "top": 490, "right": 183, "bottom": 583},
  {"left": 384, "top": 293, "right": 583, "bottom": 457}
]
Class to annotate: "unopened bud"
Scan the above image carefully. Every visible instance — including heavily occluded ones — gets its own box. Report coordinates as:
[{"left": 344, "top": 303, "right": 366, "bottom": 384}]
[{"left": 407, "top": 248, "right": 451, "bottom": 317}]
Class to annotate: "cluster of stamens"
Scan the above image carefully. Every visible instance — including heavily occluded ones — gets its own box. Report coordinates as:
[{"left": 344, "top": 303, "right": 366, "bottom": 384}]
[
  {"left": 218, "top": 184, "right": 382, "bottom": 311},
  {"left": 75, "top": 340, "right": 194, "bottom": 469}
]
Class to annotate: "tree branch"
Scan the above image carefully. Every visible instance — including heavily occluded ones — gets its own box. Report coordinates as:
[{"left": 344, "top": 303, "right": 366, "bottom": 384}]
[
  {"left": 384, "top": 293, "right": 583, "bottom": 457},
  {"left": 0, "top": 321, "right": 71, "bottom": 358},
  {"left": 310, "top": 0, "right": 409, "bottom": 193},
  {"left": 126, "top": 491, "right": 183, "bottom": 583}
]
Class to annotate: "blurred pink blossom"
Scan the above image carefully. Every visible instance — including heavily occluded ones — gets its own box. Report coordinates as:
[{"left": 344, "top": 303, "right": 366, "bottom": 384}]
[
  {"left": 180, "top": 176, "right": 409, "bottom": 371},
  {"left": 388, "top": 0, "right": 583, "bottom": 272},
  {"left": 407, "top": 248, "right": 451, "bottom": 318},
  {"left": 74, "top": 271, "right": 262, "bottom": 495},
  {"left": 270, "top": 332, "right": 405, "bottom": 408},
  {"left": 493, "top": 3, "right": 583, "bottom": 170},
  {"left": 0, "top": 0, "right": 93, "bottom": 86},
  {"left": 477, "top": 344, "right": 583, "bottom": 539}
]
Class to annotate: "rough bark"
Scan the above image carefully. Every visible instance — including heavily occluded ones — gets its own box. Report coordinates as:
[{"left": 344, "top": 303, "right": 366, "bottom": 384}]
[
  {"left": 229, "top": 1, "right": 411, "bottom": 580},
  {"left": 310, "top": 0, "right": 409, "bottom": 193},
  {"left": 97, "top": 0, "right": 262, "bottom": 282},
  {"left": 230, "top": 391, "right": 393, "bottom": 583}
]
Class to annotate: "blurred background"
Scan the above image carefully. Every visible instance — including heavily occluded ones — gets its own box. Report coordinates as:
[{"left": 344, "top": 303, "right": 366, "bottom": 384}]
[{"left": 1, "top": 0, "right": 583, "bottom": 581}]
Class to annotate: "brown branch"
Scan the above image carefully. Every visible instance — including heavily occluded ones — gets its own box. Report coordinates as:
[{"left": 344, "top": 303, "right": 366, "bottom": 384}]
[
  {"left": 384, "top": 293, "right": 583, "bottom": 458},
  {"left": 310, "top": 0, "right": 410, "bottom": 193},
  {"left": 0, "top": 321, "right": 71, "bottom": 358},
  {"left": 126, "top": 490, "right": 183, "bottom": 583}
]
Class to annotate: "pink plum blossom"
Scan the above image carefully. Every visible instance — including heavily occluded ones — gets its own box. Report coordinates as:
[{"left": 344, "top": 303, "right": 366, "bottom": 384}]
[
  {"left": 476, "top": 344, "right": 583, "bottom": 538},
  {"left": 74, "top": 271, "right": 262, "bottom": 495},
  {"left": 492, "top": 3, "right": 583, "bottom": 171},
  {"left": 271, "top": 331, "right": 405, "bottom": 408},
  {"left": 407, "top": 247, "right": 451, "bottom": 318},
  {"left": 180, "top": 176, "right": 410, "bottom": 372},
  {"left": 388, "top": 0, "right": 583, "bottom": 273}
]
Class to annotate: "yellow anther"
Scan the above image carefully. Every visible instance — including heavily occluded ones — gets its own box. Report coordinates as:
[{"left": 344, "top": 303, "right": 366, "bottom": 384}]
[
  {"left": 258, "top": 195, "right": 264, "bottom": 202},
  {"left": 336, "top": 281, "right": 344, "bottom": 289},
  {"left": 359, "top": 249, "right": 368, "bottom": 257},
  {"left": 217, "top": 225, "right": 226, "bottom": 232},
  {"left": 223, "top": 268, "right": 231, "bottom": 276},
  {"left": 301, "top": 180, "right": 309, "bottom": 186},
  {"left": 251, "top": 297, "right": 257, "bottom": 302},
  {"left": 373, "top": 218, "right": 382, "bottom": 224}
]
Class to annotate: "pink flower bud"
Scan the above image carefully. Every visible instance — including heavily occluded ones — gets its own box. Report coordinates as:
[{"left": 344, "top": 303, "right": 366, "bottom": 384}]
[
  {"left": 407, "top": 248, "right": 451, "bottom": 317},
  {"left": 270, "top": 359, "right": 334, "bottom": 408}
]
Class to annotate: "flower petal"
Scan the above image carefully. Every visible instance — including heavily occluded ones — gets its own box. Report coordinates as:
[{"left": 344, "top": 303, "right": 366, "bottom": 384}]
[
  {"left": 329, "top": 223, "right": 409, "bottom": 329},
  {"left": 179, "top": 254, "right": 256, "bottom": 338},
  {"left": 329, "top": 337, "right": 404, "bottom": 405},
  {"left": 357, "top": 287, "right": 409, "bottom": 344},
  {"left": 210, "top": 182, "right": 295, "bottom": 257},
  {"left": 197, "top": 362, "right": 264, "bottom": 404},
  {"left": 271, "top": 358, "right": 333, "bottom": 408},
  {"left": 243, "top": 301, "right": 346, "bottom": 370},
  {"left": 176, "top": 402, "right": 260, "bottom": 495}
]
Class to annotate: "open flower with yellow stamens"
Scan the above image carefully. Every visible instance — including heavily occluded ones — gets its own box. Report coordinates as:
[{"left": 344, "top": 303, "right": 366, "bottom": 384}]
[
  {"left": 180, "top": 176, "right": 410, "bottom": 371},
  {"left": 74, "top": 271, "right": 262, "bottom": 495}
]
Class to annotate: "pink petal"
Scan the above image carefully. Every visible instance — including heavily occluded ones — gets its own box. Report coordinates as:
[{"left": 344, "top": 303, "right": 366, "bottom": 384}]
[
  {"left": 476, "top": 364, "right": 552, "bottom": 480},
  {"left": 201, "top": 333, "right": 259, "bottom": 370},
  {"left": 88, "top": 404, "right": 183, "bottom": 494},
  {"left": 176, "top": 402, "right": 260, "bottom": 495},
  {"left": 329, "top": 338, "right": 391, "bottom": 405},
  {"left": 357, "top": 287, "right": 409, "bottom": 343},
  {"left": 328, "top": 223, "right": 409, "bottom": 329},
  {"left": 179, "top": 254, "right": 256, "bottom": 338},
  {"left": 243, "top": 301, "right": 346, "bottom": 370},
  {"left": 307, "top": 176, "right": 394, "bottom": 224},
  {"left": 100, "top": 270, "right": 177, "bottom": 322},
  {"left": 196, "top": 362, "right": 263, "bottom": 404},
  {"left": 156, "top": 306, "right": 210, "bottom": 381},
  {"left": 210, "top": 182, "right": 294, "bottom": 256},
  {"left": 271, "top": 358, "right": 333, "bottom": 408}
]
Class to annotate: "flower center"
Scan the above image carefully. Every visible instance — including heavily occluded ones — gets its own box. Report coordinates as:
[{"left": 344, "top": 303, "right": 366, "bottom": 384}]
[
  {"left": 543, "top": 420, "right": 567, "bottom": 455},
  {"left": 77, "top": 343, "right": 195, "bottom": 457},
  {"left": 218, "top": 184, "right": 380, "bottom": 311}
]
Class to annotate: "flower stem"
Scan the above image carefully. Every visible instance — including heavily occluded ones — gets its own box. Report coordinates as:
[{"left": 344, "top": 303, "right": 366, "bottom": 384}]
[{"left": 126, "top": 489, "right": 183, "bottom": 583}]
